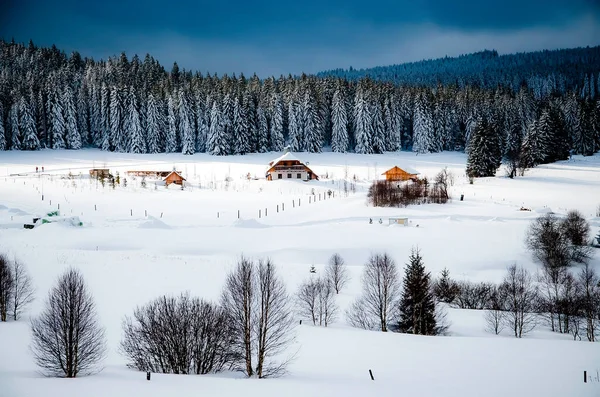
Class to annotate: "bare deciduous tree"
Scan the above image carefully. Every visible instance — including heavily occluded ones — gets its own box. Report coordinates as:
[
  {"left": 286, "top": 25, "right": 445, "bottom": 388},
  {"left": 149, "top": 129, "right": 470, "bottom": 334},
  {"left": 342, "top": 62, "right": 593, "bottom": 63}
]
[
  {"left": 255, "top": 259, "right": 295, "bottom": 378},
  {"left": 0, "top": 254, "right": 13, "bottom": 322},
  {"left": 526, "top": 213, "right": 592, "bottom": 282},
  {"left": 120, "top": 293, "right": 230, "bottom": 375},
  {"left": 11, "top": 259, "right": 35, "bottom": 321},
  {"left": 30, "top": 268, "right": 106, "bottom": 377},
  {"left": 296, "top": 277, "right": 320, "bottom": 325},
  {"left": 221, "top": 256, "right": 254, "bottom": 376},
  {"left": 501, "top": 264, "right": 538, "bottom": 338},
  {"left": 345, "top": 253, "right": 400, "bottom": 332},
  {"left": 578, "top": 263, "right": 600, "bottom": 342},
  {"left": 326, "top": 253, "right": 350, "bottom": 294},
  {"left": 221, "top": 256, "right": 295, "bottom": 378},
  {"left": 484, "top": 285, "right": 507, "bottom": 335},
  {"left": 434, "top": 167, "right": 454, "bottom": 200}
]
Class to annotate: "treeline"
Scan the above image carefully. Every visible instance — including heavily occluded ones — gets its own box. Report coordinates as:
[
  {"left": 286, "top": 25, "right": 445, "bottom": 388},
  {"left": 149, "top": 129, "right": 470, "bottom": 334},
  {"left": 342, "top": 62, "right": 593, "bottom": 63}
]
[
  {"left": 0, "top": 39, "right": 599, "bottom": 170},
  {"left": 317, "top": 47, "right": 600, "bottom": 93}
]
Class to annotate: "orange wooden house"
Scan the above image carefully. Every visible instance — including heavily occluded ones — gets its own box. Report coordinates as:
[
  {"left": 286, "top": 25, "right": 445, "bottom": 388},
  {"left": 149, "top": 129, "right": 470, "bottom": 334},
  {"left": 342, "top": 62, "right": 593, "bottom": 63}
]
[
  {"left": 164, "top": 171, "right": 186, "bottom": 186},
  {"left": 381, "top": 166, "right": 419, "bottom": 182},
  {"left": 266, "top": 151, "right": 318, "bottom": 181}
]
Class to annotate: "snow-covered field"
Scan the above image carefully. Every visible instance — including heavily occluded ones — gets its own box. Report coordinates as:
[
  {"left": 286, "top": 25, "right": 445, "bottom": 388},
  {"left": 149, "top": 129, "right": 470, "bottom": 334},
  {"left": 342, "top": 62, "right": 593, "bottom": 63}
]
[{"left": 1, "top": 149, "right": 599, "bottom": 397}]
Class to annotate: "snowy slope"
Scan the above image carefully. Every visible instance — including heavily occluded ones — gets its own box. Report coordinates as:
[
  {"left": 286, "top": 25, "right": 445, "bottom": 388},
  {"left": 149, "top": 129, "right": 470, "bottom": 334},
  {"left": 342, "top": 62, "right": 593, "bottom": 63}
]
[{"left": 0, "top": 149, "right": 599, "bottom": 397}]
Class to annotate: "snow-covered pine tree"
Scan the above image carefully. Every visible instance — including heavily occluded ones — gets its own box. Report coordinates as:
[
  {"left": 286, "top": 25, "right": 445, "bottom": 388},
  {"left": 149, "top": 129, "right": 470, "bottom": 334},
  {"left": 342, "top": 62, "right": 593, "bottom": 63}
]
[
  {"left": 288, "top": 99, "right": 302, "bottom": 152},
  {"left": 412, "top": 92, "right": 434, "bottom": 154},
  {"left": 126, "top": 86, "right": 146, "bottom": 154},
  {"left": 257, "top": 106, "right": 270, "bottom": 153},
  {"left": 89, "top": 84, "right": 102, "bottom": 147},
  {"left": 391, "top": 95, "right": 404, "bottom": 151},
  {"left": 233, "top": 96, "right": 250, "bottom": 154},
  {"left": 397, "top": 248, "right": 437, "bottom": 335},
  {"left": 195, "top": 94, "right": 208, "bottom": 153},
  {"left": 109, "top": 85, "right": 124, "bottom": 152},
  {"left": 243, "top": 89, "right": 258, "bottom": 152},
  {"left": 76, "top": 83, "right": 90, "bottom": 145},
  {"left": 353, "top": 83, "right": 373, "bottom": 154},
  {"left": 146, "top": 92, "right": 163, "bottom": 153},
  {"left": 465, "top": 116, "right": 501, "bottom": 178},
  {"left": 503, "top": 105, "right": 522, "bottom": 178},
  {"left": 207, "top": 101, "right": 229, "bottom": 155},
  {"left": 63, "top": 86, "right": 82, "bottom": 150},
  {"left": 18, "top": 95, "right": 39, "bottom": 150},
  {"left": 0, "top": 101, "right": 6, "bottom": 150},
  {"left": 371, "top": 100, "right": 385, "bottom": 153},
  {"left": 331, "top": 87, "right": 349, "bottom": 153},
  {"left": 221, "top": 93, "right": 234, "bottom": 152},
  {"left": 538, "top": 106, "right": 569, "bottom": 163},
  {"left": 100, "top": 83, "right": 110, "bottom": 151},
  {"left": 165, "top": 94, "right": 178, "bottom": 153},
  {"left": 270, "top": 94, "right": 285, "bottom": 152},
  {"left": 49, "top": 89, "right": 66, "bottom": 150},
  {"left": 179, "top": 89, "right": 195, "bottom": 155},
  {"left": 9, "top": 100, "right": 21, "bottom": 150},
  {"left": 302, "top": 90, "right": 321, "bottom": 152}
]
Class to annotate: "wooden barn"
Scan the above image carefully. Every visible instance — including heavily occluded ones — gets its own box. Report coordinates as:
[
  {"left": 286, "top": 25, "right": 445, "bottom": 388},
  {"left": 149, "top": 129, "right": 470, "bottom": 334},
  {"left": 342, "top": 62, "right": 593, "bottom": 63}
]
[
  {"left": 381, "top": 166, "right": 419, "bottom": 182},
  {"left": 266, "top": 151, "right": 318, "bottom": 181},
  {"left": 164, "top": 171, "right": 186, "bottom": 186},
  {"left": 89, "top": 168, "right": 111, "bottom": 179}
]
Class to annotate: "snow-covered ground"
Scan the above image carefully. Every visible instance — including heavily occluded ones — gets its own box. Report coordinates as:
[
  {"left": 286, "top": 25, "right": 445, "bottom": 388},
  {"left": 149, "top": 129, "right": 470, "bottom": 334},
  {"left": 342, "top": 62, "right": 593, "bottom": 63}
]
[{"left": 1, "top": 149, "right": 599, "bottom": 397}]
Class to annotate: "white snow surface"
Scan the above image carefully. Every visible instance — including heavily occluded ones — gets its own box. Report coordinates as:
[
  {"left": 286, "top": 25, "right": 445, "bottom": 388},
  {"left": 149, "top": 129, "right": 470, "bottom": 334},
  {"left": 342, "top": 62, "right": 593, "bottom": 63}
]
[{"left": 0, "top": 149, "right": 599, "bottom": 397}]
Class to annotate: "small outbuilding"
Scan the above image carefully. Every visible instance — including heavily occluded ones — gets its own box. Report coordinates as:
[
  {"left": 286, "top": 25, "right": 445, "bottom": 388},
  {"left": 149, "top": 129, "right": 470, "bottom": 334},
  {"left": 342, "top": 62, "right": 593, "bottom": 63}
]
[
  {"left": 381, "top": 166, "right": 419, "bottom": 182},
  {"left": 89, "top": 168, "right": 111, "bottom": 179},
  {"left": 164, "top": 171, "right": 186, "bottom": 186}
]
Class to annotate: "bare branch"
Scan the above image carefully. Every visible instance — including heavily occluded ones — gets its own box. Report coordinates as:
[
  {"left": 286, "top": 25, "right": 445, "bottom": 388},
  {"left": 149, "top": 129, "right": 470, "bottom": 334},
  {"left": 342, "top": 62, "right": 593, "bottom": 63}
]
[
  {"left": 11, "top": 259, "right": 35, "bottom": 321},
  {"left": 326, "top": 253, "right": 350, "bottom": 294}
]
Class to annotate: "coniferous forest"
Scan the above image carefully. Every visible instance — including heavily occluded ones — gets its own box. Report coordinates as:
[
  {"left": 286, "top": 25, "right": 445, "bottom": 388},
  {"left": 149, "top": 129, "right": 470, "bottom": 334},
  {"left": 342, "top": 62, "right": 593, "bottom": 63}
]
[{"left": 0, "top": 39, "right": 599, "bottom": 177}]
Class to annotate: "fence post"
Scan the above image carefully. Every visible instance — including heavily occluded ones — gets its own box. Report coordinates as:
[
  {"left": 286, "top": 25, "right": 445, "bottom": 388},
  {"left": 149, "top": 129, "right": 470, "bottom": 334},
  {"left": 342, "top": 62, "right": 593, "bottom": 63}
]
[
  {"left": 299, "top": 198, "right": 301, "bottom": 206},
  {"left": 369, "top": 370, "right": 374, "bottom": 380},
  {"left": 160, "top": 212, "right": 163, "bottom": 218},
  {"left": 265, "top": 208, "right": 267, "bottom": 217},
  {"left": 259, "top": 209, "right": 261, "bottom": 218},
  {"left": 238, "top": 210, "right": 240, "bottom": 219},
  {"left": 584, "top": 371, "right": 587, "bottom": 383},
  {"left": 282, "top": 203, "right": 285, "bottom": 211},
  {"left": 217, "top": 212, "right": 219, "bottom": 218},
  {"left": 145, "top": 210, "right": 147, "bottom": 217},
  {"left": 95, "top": 204, "right": 97, "bottom": 211},
  {"left": 277, "top": 205, "right": 279, "bottom": 213},
  {"left": 58, "top": 203, "right": 60, "bottom": 210},
  {"left": 130, "top": 209, "right": 133, "bottom": 216},
  {"left": 293, "top": 200, "right": 295, "bottom": 208}
]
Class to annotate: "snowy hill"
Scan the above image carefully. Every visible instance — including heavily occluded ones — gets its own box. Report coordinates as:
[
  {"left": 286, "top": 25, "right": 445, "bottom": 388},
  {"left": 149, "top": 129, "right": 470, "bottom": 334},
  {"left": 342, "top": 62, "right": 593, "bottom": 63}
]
[{"left": 0, "top": 149, "right": 599, "bottom": 397}]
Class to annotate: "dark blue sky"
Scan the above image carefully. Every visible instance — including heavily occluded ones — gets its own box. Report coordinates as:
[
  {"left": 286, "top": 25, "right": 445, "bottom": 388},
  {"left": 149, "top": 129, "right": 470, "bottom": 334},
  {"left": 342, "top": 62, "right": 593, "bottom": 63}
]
[{"left": 2, "top": 0, "right": 599, "bottom": 76}]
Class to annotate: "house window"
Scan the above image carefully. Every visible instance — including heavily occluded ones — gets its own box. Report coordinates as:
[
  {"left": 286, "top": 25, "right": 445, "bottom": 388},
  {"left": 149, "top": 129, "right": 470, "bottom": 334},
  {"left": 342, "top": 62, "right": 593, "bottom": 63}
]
[
  {"left": 287, "top": 173, "right": 292, "bottom": 179},
  {"left": 297, "top": 173, "right": 301, "bottom": 179},
  {"left": 278, "top": 174, "right": 282, "bottom": 179}
]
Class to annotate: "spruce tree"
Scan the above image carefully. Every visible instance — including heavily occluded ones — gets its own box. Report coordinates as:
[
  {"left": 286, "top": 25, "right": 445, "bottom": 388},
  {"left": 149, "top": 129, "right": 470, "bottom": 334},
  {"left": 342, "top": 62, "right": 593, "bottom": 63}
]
[
  {"left": 19, "top": 95, "right": 40, "bottom": 150},
  {"left": 207, "top": 101, "right": 229, "bottom": 155},
  {"left": 257, "top": 106, "right": 270, "bottom": 153},
  {"left": 89, "top": 85, "right": 101, "bottom": 147},
  {"left": 331, "top": 87, "right": 349, "bottom": 153},
  {"left": 64, "top": 86, "right": 82, "bottom": 150},
  {"left": 126, "top": 86, "right": 146, "bottom": 154},
  {"left": 165, "top": 94, "right": 178, "bottom": 153},
  {"left": 146, "top": 93, "right": 163, "bottom": 153},
  {"left": 398, "top": 248, "right": 437, "bottom": 335},
  {"left": 100, "top": 83, "right": 110, "bottom": 151},
  {"left": 179, "top": 89, "right": 195, "bottom": 155},
  {"left": 270, "top": 94, "right": 285, "bottom": 152},
  {"left": 9, "top": 101, "right": 21, "bottom": 150},
  {"left": 465, "top": 117, "right": 501, "bottom": 178},
  {"left": 77, "top": 84, "right": 90, "bottom": 145},
  {"left": 288, "top": 100, "right": 302, "bottom": 152},
  {"left": 109, "top": 85, "right": 124, "bottom": 152},
  {"left": 412, "top": 93, "right": 434, "bottom": 154},
  {"left": 49, "top": 90, "right": 65, "bottom": 150},
  {"left": 0, "top": 101, "right": 6, "bottom": 150},
  {"left": 233, "top": 96, "right": 250, "bottom": 154},
  {"left": 195, "top": 95, "right": 208, "bottom": 153},
  {"left": 371, "top": 100, "right": 385, "bottom": 153},
  {"left": 353, "top": 84, "right": 372, "bottom": 154},
  {"left": 302, "top": 90, "right": 321, "bottom": 152}
]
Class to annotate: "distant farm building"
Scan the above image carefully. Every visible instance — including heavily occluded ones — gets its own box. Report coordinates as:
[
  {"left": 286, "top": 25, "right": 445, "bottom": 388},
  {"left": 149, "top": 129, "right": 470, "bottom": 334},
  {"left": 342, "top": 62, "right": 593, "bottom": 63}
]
[
  {"left": 266, "top": 151, "right": 318, "bottom": 181},
  {"left": 126, "top": 170, "right": 175, "bottom": 178},
  {"left": 164, "top": 171, "right": 186, "bottom": 186},
  {"left": 381, "top": 166, "right": 419, "bottom": 182},
  {"left": 89, "top": 168, "right": 111, "bottom": 179},
  {"left": 388, "top": 217, "right": 409, "bottom": 226}
]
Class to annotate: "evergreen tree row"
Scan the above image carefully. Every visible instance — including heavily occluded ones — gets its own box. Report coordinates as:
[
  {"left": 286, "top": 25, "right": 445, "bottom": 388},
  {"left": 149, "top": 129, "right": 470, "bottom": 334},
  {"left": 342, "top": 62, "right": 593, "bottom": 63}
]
[{"left": 0, "top": 39, "right": 599, "bottom": 174}]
